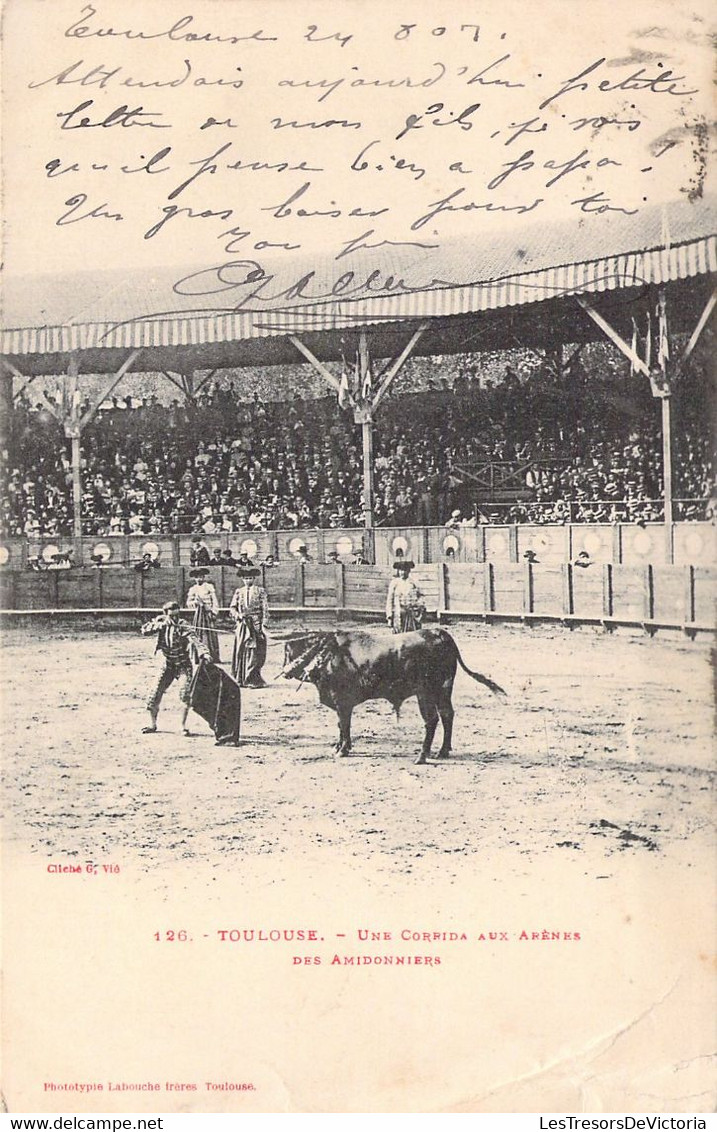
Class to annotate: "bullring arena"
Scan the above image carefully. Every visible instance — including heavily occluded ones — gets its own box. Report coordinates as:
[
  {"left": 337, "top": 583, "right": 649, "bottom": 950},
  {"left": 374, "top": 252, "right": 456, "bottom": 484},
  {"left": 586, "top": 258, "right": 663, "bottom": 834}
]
[
  {"left": 2, "top": 614, "right": 714, "bottom": 870},
  {"left": 2, "top": 199, "right": 715, "bottom": 875},
  {"left": 2, "top": 610, "right": 715, "bottom": 1111},
  {"left": 1, "top": 197, "right": 715, "bottom": 1113}
]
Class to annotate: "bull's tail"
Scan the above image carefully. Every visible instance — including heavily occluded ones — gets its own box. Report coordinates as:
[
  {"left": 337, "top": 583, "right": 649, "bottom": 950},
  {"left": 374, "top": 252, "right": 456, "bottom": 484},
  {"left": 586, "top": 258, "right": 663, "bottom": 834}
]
[{"left": 454, "top": 645, "right": 507, "bottom": 696}]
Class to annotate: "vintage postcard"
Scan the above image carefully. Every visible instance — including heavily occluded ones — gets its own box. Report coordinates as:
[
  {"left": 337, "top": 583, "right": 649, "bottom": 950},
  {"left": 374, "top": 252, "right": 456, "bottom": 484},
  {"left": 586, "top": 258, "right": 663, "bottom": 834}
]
[{"left": 1, "top": 0, "right": 715, "bottom": 1115}]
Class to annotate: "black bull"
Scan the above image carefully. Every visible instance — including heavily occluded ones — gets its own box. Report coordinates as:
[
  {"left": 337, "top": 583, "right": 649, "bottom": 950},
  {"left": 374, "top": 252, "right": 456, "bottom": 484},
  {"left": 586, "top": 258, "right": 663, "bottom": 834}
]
[{"left": 281, "top": 627, "right": 506, "bottom": 764}]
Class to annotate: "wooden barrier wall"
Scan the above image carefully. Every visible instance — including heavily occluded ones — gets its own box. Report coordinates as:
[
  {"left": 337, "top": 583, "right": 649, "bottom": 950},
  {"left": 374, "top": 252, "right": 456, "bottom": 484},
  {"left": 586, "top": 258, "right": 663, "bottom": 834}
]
[
  {"left": 0, "top": 522, "right": 714, "bottom": 572},
  {"left": 0, "top": 562, "right": 714, "bottom": 633}
]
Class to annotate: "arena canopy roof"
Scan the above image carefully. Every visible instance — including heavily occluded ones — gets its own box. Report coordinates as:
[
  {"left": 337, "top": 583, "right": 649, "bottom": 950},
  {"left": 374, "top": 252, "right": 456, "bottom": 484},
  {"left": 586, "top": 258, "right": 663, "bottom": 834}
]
[{"left": 2, "top": 195, "right": 715, "bottom": 376}]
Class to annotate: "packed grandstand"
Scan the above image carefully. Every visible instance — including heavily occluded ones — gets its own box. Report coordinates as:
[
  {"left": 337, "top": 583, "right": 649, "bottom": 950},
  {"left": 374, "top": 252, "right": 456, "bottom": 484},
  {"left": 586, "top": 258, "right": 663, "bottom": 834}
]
[{"left": 2, "top": 339, "right": 713, "bottom": 540}]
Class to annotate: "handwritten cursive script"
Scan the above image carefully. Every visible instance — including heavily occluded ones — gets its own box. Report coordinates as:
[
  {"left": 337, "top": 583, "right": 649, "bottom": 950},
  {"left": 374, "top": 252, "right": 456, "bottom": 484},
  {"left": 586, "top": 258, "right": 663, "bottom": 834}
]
[{"left": 6, "top": 1, "right": 711, "bottom": 301}]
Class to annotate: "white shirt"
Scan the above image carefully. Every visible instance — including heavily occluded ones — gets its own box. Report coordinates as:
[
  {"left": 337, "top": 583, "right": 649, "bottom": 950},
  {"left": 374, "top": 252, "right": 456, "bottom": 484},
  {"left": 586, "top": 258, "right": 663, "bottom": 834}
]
[{"left": 186, "top": 581, "right": 219, "bottom": 615}]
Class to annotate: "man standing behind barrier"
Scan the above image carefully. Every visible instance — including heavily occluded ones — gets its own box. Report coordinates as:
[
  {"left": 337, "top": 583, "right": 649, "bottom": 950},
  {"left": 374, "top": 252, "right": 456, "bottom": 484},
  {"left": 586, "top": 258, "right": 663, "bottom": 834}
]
[
  {"left": 140, "top": 600, "right": 210, "bottom": 735},
  {"left": 229, "top": 567, "right": 270, "bottom": 688},
  {"left": 386, "top": 561, "right": 425, "bottom": 633},
  {"left": 190, "top": 535, "right": 211, "bottom": 567},
  {"left": 186, "top": 567, "right": 220, "bottom": 662}
]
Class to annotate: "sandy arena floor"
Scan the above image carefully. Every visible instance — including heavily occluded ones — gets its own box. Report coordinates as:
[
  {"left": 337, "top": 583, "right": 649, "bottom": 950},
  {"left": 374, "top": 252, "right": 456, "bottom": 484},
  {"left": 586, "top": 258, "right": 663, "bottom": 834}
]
[
  {"left": 2, "top": 619, "right": 715, "bottom": 1113},
  {"left": 1, "top": 620, "right": 713, "bottom": 874}
]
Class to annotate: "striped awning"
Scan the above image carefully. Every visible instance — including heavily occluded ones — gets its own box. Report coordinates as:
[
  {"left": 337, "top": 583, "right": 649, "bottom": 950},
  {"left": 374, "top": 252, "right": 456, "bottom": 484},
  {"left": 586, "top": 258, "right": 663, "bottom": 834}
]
[{"left": 3, "top": 196, "right": 715, "bottom": 358}]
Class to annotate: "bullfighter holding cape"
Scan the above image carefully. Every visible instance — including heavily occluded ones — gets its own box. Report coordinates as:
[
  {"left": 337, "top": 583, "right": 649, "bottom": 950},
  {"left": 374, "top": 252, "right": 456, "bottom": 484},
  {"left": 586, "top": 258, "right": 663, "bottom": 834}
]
[
  {"left": 141, "top": 599, "right": 241, "bottom": 745},
  {"left": 386, "top": 560, "right": 425, "bottom": 633},
  {"left": 229, "top": 566, "right": 270, "bottom": 688},
  {"left": 186, "top": 567, "right": 220, "bottom": 662}
]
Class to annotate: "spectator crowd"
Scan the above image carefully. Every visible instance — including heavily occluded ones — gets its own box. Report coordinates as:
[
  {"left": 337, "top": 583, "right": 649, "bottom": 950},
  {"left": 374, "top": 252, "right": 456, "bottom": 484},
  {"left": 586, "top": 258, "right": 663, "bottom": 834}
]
[{"left": 1, "top": 353, "right": 713, "bottom": 539}]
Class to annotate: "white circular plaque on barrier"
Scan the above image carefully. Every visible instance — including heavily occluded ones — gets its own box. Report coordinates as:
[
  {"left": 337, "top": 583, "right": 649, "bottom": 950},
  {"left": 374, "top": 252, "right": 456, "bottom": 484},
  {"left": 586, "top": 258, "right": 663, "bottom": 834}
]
[
  {"left": 391, "top": 536, "right": 408, "bottom": 554},
  {"left": 581, "top": 532, "right": 604, "bottom": 554},
  {"left": 683, "top": 530, "right": 704, "bottom": 557},
  {"left": 530, "top": 533, "right": 552, "bottom": 552},
  {"left": 240, "top": 538, "right": 259, "bottom": 559},
  {"left": 92, "top": 542, "right": 112, "bottom": 562},
  {"left": 289, "top": 537, "right": 307, "bottom": 557},
  {"left": 42, "top": 544, "right": 60, "bottom": 562},
  {"left": 631, "top": 530, "right": 653, "bottom": 555},
  {"left": 141, "top": 541, "right": 160, "bottom": 560},
  {"left": 336, "top": 536, "right": 354, "bottom": 556},
  {"left": 0, "top": 547, "right": 9, "bottom": 566},
  {"left": 443, "top": 534, "right": 460, "bottom": 553}
]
